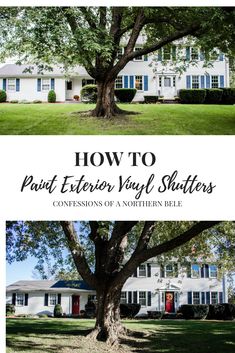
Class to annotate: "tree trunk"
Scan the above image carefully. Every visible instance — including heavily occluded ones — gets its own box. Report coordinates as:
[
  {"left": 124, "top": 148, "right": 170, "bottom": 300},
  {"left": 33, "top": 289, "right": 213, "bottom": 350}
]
[
  {"left": 91, "top": 80, "right": 127, "bottom": 119},
  {"left": 87, "top": 286, "right": 125, "bottom": 345}
]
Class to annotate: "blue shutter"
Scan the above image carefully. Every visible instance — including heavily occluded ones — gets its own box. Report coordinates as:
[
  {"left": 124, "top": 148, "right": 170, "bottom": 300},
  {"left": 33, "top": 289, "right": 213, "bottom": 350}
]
[
  {"left": 144, "top": 54, "right": 148, "bottom": 61},
  {"left": 219, "top": 292, "right": 223, "bottom": 303},
  {"left": 200, "top": 265, "right": 205, "bottom": 278},
  {"left": 186, "top": 47, "right": 190, "bottom": 61},
  {"left": 186, "top": 75, "right": 191, "bottom": 89},
  {"left": 147, "top": 291, "right": 152, "bottom": 306},
  {"left": 205, "top": 264, "right": 209, "bottom": 278},
  {"left": 3, "top": 78, "right": 6, "bottom": 91},
  {"left": 51, "top": 78, "right": 55, "bottom": 90},
  {"left": 201, "top": 292, "right": 205, "bottom": 304},
  {"left": 206, "top": 76, "right": 210, "bottom": 89},
  {"left": 200, "top": 76, "right": 205, "bottom": 89},
  {"left": 16, "top": 78, "right": 20, "bottom": 92},
  {"left": 124, "top": 76, "right": 128, "bottom": 88},
  {"left": 158, "top": 50, "right": 162, "bottom": 61},
  {"left": 219, "top": 53, "right": 224, "bottom": 61},
  {"left": 220, "top": 75, "right": 224, "bottom": 88},
  {"left": 206, "top": 292, "right": 210, "bottom": 304},
  {"left": 37, "top": 78, "right": 41, "bottom": 92},
  {"left": 129, "top": 76, "right": 134, "bottom": 89},
  {"left": 160, "top": 265, "right": 165, "bottom": 278},
  {"left": 187, "top": 264, "right": 191, "bottom": 278},
  {"left": 187, "top": 292, "right": 192, "bottom": 304},
  {"left": 144, "top": 75, "right": 148, "bottom": 91}
]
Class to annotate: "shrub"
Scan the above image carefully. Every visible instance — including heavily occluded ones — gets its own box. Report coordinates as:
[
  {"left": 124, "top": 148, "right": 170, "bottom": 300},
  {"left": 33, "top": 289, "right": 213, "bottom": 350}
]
[
  {"left": 207, "top": 304, "right": 235, "bottom": 320},
  {"left": 80, "top": 84, "right": 97, "bottom": 103},
  {"left": 180, "top": 304, "right": 209, "bottom": 319},
  {"left": 147, "top": 311, "right": 162, "bottom": 319},
  {"left": 48, "top": 90, "right": 56, "bottom": 103},
  {"left": 6, "top": 304, "right": 15, "bottom": 316},
  {"left": 144, "top": 95, "right": 158, "bottom": 104},
  {"left": 54, "top": 304, "right": 63, "bottom": 318},
  {"left": 73, "top": 95, "right": 80, "bottom": 101},
  {"left": 33, "top": 100, "right": 42, "bottom": 104},
  {"left": 38, "top": 314, "right": 48, "bottom": 318},
  {"left": 205, "top": 89, "right": 223, "bottom": 104},
  {"left": 19, "top": 100, "right": 30, "bottom": 104},
  {"left": 120, "top": 303, "right": 141, "bottom": 318},
  {"left": 0, "top": 90, "right": 7, "bottom": 103},
  {"left": 179, "top": 89, "right": 206, "bottom": 104},
  {"left": 10, "top": 100, "right": 19, "bottom": 104},
  {"left": 115, "top": 88, "right": 137, "bottom": 103},
  {"left": 221, "top": 88, "right": 235, "bottom": 105}
]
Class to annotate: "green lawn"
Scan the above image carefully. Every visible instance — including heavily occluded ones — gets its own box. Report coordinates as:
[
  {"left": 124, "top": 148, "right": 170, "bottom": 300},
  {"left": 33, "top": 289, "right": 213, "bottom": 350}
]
[
  {"left": 6, "top": 318, "right": 235, "bottom": 353},
  {"left": 0, "top": 103, "right": 234, "bottom": 134}
]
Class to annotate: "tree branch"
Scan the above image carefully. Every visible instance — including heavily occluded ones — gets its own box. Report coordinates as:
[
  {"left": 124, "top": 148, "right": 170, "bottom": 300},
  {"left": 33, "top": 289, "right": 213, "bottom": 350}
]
[
  {"left": 60, "top": 221, "right": 97, "bottom": 288},
  {"left": 79, "top": 7, "right": 97, "bottom": 30}
]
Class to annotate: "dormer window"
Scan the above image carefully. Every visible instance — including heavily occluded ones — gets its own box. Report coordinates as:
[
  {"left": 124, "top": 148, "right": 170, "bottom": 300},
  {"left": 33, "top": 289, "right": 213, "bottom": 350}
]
[
  {"left": 191, "top": 264, "right": 200, "bottom": 278},
  {"left": 138, "top": 264, "right": 147, "bottom": 277},
  {"left": 134, "top": 47, "right": 143, "bottom": 61},
  {"left": 191, "top": 47, "right": 199, "bottom": 60}
]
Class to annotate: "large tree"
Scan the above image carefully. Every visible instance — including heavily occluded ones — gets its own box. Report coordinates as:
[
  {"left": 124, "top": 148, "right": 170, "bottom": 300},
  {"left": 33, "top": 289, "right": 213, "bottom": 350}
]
[
  {"left": 0, "top": 7, "right": 235, "bottom": 118},
  {"left": 6, "top": 221, "right": 235, "bottom": 345}
]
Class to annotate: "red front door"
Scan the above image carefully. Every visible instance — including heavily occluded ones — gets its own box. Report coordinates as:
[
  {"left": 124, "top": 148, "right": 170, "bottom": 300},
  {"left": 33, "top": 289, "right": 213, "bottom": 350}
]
[
  {"left": 165, "top": 292, "right": 174, "bottom": 312},
  {"left": 72, "top": 295, "right": 80, "bottom": 315}
]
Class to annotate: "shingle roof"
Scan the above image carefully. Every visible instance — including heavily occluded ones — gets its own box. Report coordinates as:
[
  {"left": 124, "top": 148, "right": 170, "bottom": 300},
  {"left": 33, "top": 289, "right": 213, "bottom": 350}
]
[
  {"left": 6, "top": 280, "right": 94, "bottom": 293},
  {"left": 0, "top": 64, "right": 65, "bottom": 77}
]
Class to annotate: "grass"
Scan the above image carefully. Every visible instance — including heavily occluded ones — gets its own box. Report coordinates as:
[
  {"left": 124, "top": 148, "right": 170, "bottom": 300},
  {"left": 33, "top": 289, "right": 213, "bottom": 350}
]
[
  {"left": 6, "top": 318, "right": 235, "bottom": 353},
  {"left": 0, "top": 103, "right": 235, "bottom": 135}
]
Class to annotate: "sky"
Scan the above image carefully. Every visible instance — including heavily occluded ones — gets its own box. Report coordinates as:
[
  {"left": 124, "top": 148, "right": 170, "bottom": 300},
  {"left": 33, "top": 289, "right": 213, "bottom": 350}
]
[{"left": 6, "top": 257, "right": 38, "bottom": 285}]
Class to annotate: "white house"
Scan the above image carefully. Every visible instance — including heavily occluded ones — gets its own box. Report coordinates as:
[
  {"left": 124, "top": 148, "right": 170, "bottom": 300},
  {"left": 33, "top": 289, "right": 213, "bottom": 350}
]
[
  {"left": 6, "top": 260, "right": 227, "bottom": 317},
  {"left": 0, "top": 39, "right": 229, "bottom": 102}
]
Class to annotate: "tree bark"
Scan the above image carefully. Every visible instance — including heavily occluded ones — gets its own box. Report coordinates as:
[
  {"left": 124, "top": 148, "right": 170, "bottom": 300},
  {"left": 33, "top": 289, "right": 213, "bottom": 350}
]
[{"left": 88, "top": 285, "right": 125, "bottom": 345}]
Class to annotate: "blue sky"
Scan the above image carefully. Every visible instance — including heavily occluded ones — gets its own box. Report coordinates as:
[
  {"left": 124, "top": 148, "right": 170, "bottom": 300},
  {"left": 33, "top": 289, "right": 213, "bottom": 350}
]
[{"left": 6, "top": 257, "right": 38, "bottom": 285}]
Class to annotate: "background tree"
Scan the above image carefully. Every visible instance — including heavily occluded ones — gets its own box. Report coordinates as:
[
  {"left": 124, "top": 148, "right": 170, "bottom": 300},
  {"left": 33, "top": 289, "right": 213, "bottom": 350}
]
[
  {"left": 0, "top": 7, "right": 235, "bottom": 118},
  {"left": 6, "top": 221, "right": 235, "bottom": 345}
]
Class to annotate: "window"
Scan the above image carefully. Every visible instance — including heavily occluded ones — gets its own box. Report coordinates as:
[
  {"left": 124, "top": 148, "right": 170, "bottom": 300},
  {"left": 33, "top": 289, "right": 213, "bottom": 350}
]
[
  {"left": 191, "top": 264, "right": 200, "bottom": 278},
  {"left": 165, "top": 264, "right": 174, "bottom": 278},
  {"left": 139, "top": 291, "right": 146, "bottom": 306},
  {"left": 211, "top": 292, "right": 218, "bottom": 304},
  {"left": 138, "top": 264, "right": 147, "bottom": 277},
  {"left": 49, "top": 294, "right": 57, "bottom": 306},
  {"left": 117, "top": 47, "right": 123, "bottom": 60},
  {"left": 163, "top": 47, "right": 171, "bottom": 60},
  {"left": 134, "top": 47, "right": 143, "bottom": 61},
  {"left": 16, "top": 293, "right": 24, "bottom": 306},
  {"left": 164, "top": 77, "right": 171, "bottom": 87},
  {"left": 192, "top": 76, "right": 199, "bottom": 89},
  {"left": 7, "top": 78, "right": 16, "bottom": 91},
  {"left": 42, "top": 78, "right": 50, "bottom": 91},
  {"left": 82, "top": 79, "right": 96, "bottom": 87},
  {"left": 209, "top": 265, "right": 217, "bottom": 278},
  {"left": 191, "top": 47, "right": 199, "bottom": 60},
  {"left": 193, "top": 292, "right": 200, "bottom": 304},
  {"left": 211, "top": 76, "right": 219, "bottom": 88},
  {"left": 115, "top": 76, "right": 123, "bottom": 89},
  {"left": 159, "top": 77, "right": 162, "bottom": 87},
  {"left": 66, "top": 81, "right": 72, "bottom": 90},
  {"left": 120, "top": 292, "right": 127, "bottom": 304},
  {"left": 135, "top": 75, "right": 143, "bottom": 90}
]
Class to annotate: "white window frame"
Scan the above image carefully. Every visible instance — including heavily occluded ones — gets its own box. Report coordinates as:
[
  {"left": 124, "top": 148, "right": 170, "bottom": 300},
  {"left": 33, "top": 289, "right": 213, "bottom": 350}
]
[
  {"left": 165, "top": 264, "right": 174, "bottom": 278},
  {"left": 120, "top": 291, "right": 127, "bottom": 304},
  {"left": 209, "top": 265, "right": 217, "bottom": 278},
  {"left": 190, "top": 47, "right": 199, "bottom": 61},
  {"left": 211, "top": 75, "right": 219, "bottom": 88},
  {"left": 7, "top": 78, "right": 16, "bottom": 92},
  {"left": 191, "top": 264, "right": 200, "bottom": 278},
  {"left": 138, "top": 291, "right": 147, "bottom": 306},
  {"left": 138, "top": 264, "right": 147, "bottom": 277},
  {"left": 42, "top": 78, "right": 50, "bottom": 91},
  {"left": 135, "top": 75, "right": 143, "bottom": 91},
  {"left": 162, "top": 47, "right": 171, "bottom": 61},
  {"left": 115, "top": 76, "right": 123, "bottom": 89},
  {"left": 133, "top": 47, "right": 143, "bottom": 61},
  {"left": 192, "top": 75, "right": 200, "bottom": 89},
  {"left": 211, "top": 292, "right": 218, "bottom": 304},
  {"left": 117, "top": 47, "right": 124, "bottom": 60},
  {"left": 16, "top": 293, "right": 24, "bottom": 306},
  {"left": 193, "top": 292, "right": 200, "bottom": 304},
  {"left": 49, "top": 293, "right": 57, "bottom": 306}
]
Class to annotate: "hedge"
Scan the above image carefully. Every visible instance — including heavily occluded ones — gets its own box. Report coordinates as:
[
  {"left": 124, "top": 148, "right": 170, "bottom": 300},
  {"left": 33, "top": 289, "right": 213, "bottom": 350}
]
[
  {"left": 80, "top": 84, "right": 97, "bottom": 103},
  {"left": 114, "top": 88, "right": 137, "bottom": 103},
  {"left": 207, "top": 304, "right": 235, "bottom": 320},
  {"left": 54, "top": 304, "right": 63, "bottom": 317},
  {"left": 6, "top": 304, "right": 15, "bottom": 316},
  {"left": 120, "top": 303, "right": 141, "bottom": 318},
  {"left": 144, "top": 95, "right": 158, "bottom": 104},
  {"left": 180, "top": 304, "right": 209, "bottom": 319},
  {"left": 205, "top": 89, "right": 223, "bottom": 104},
  {"left": 48, "top": 90, "right": 56, "bottom": 103},
  {"left": 0, "top": 90, "right": 7, "bottom": 103},
  {"left": 179, "top": 89, "right": 206, "bottom": 104},
  {"left": 221, "top": 88, "right": 235, "bottom": 105}
]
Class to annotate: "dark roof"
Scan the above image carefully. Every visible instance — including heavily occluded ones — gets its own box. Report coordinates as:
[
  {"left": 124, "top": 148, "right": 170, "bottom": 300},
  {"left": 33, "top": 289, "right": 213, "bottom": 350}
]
[{"left": 6, "top": 280, "right": 94, "bottom": 292}]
